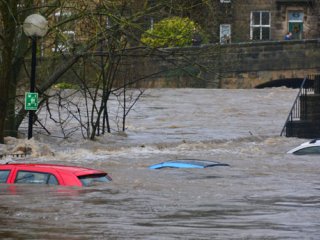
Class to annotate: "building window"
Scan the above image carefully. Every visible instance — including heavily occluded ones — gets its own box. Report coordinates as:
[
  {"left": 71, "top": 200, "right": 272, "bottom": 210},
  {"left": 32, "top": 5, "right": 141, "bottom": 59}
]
[
  {"left": 220, "top": 24, "right": 231, "bottom": 43},
  {"left": 52, "top": 11, "right": 75, "bottom": 52},
  {"left": 52, "top": 31, "right": 75, "bottom": 52},
  {"left": 250, "top": 11, "right": 270, "bottom": 40}
]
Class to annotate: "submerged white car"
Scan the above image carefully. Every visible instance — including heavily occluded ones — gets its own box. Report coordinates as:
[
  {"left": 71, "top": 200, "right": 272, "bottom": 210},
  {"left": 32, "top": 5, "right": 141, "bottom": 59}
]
[{"left": 287, "top": 139, "right": 320, "bottom": 155}]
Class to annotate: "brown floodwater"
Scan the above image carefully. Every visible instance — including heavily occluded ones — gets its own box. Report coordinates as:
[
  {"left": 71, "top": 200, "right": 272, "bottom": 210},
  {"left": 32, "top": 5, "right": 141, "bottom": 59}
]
[{"left": 0, "top": 88, "right": 319, "bottom": 239}]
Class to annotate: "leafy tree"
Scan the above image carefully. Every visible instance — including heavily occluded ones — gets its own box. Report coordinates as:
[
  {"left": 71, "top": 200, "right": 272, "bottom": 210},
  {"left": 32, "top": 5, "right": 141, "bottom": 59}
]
[{"left": 141, "top": 16, "right": 206, "bottom": 47}]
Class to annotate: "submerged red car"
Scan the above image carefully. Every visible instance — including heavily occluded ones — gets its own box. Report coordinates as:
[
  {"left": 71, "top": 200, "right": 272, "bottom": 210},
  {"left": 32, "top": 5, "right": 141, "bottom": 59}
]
[{"left": 0, "top": 163, "right": 112, "bottom": 187}]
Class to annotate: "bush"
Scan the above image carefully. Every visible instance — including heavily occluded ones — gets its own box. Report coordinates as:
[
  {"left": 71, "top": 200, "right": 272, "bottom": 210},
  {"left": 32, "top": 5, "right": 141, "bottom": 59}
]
[
  {"left": 54, "top": 82, "right": 77, "bottom": 89},
  {"left": 141, "top": 17, "right": 206, "bottom": 48}
]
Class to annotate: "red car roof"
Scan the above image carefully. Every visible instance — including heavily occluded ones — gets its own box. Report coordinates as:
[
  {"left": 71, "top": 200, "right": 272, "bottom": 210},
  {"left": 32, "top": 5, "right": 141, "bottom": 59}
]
[
  {"left": 0, "top": 163, "right": 105, "bottom": 176},
  {"left": 0, "top": 163, "right": 111, "bottom": 187}
]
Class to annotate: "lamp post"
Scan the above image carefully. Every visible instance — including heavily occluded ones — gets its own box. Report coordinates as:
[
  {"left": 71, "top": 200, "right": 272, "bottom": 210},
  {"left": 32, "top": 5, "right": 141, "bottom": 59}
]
[{"left": 23, "top": 14, "right": 48, "bottom": 139}]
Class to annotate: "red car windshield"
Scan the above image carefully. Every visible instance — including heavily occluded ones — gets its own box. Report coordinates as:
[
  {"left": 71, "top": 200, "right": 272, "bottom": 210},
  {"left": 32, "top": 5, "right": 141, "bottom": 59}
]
[{"left": 78, "top": 173, "right": 111, "bottom": 186}]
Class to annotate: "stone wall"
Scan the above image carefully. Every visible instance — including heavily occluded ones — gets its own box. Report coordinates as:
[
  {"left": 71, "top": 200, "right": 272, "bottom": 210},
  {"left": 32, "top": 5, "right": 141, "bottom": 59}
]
[
  {"left": 122, "top": 39, "right": 320, "bottom": 89},
  {"left": 25, "top": 39, "right": 320, "bottom": 89},
  {"left": 230, "top": 0, "right": 319, "bottom": 42},
  {"left": 215, "top": 39, "right": 320, "bottom": 88}
]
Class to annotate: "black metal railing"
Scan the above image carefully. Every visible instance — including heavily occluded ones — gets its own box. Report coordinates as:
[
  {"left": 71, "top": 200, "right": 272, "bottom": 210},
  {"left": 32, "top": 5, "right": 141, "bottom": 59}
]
[{"left": 280, "top": 75, "right": 316, "bottom": 136}]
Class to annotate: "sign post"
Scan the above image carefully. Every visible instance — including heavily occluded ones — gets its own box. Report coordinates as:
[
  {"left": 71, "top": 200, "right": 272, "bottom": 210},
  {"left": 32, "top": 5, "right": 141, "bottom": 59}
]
[{"left": 23, "top": 14, "right": 47, "bottom": 140}]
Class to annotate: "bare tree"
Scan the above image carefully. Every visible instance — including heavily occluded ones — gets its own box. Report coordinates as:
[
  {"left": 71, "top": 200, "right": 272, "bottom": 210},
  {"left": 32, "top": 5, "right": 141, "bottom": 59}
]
[{"left": 0, "top": 0, "right": 223, "bottom": 142}]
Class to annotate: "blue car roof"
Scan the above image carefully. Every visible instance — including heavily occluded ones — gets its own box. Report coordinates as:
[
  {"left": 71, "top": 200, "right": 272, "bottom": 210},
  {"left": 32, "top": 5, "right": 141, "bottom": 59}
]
[{"left": 149, "top": 159, "right": 229, "bottom": 169}]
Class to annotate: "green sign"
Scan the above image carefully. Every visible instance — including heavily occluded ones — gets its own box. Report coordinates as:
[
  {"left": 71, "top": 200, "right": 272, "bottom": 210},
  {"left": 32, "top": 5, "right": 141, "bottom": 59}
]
[{"left": 25, "top": 92, "right": 38, "bottom": 110}]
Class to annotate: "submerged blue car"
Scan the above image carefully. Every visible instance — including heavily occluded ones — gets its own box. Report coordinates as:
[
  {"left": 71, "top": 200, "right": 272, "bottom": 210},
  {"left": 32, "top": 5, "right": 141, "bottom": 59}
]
[{"left": 149, "top": 159, "right": 230, "bottom": 169}]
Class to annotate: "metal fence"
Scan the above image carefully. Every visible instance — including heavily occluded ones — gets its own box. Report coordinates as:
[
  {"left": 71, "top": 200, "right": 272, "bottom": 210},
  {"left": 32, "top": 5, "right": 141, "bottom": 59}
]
[{"left": 280, "top": 74, "right": 318, "bottom": 136}]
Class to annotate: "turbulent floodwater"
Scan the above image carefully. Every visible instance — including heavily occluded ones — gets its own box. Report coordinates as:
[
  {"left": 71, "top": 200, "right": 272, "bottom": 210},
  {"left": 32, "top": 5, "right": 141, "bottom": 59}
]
[{"left": 1, "top": 88, "right": 320, "bottom": 239}]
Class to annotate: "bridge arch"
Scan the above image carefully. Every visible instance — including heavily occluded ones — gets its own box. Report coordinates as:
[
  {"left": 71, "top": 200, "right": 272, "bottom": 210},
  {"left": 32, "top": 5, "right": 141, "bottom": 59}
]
[{"left": 255, "top": 78, "right": 309, "bottom": 88}]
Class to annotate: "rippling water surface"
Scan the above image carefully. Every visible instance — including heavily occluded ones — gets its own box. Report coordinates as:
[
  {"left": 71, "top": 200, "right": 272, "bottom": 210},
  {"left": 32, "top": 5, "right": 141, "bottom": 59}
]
[{"left": 1, "top": 88, "right": 320, "bottom": 239}]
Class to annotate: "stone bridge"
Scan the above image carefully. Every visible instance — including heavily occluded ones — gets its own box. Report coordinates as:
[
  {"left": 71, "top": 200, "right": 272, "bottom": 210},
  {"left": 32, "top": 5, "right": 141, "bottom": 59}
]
[{"left": 133, "top": 39, "right": 320, "bottom": 89}]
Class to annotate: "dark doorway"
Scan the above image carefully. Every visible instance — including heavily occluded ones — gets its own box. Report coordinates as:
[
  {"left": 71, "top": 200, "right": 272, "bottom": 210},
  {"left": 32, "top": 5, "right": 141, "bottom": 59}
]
[{"left": 255, "top": 78, "right": 313, "bottom": 88}]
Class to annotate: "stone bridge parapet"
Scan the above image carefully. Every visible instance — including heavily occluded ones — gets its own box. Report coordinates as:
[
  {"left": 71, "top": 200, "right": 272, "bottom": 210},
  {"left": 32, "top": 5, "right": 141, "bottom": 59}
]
[
  {"left": 30, "top": 39, "right": 320, "bottom": 89},
  {"left": 129, "top": 39, "right": 320, "bottom": 88}
]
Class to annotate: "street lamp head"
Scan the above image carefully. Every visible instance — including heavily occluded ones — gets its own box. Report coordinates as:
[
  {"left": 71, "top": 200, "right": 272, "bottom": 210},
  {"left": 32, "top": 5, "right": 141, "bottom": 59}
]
[{"left": 23, "top": 14, "right": 48, "bottom": 37}]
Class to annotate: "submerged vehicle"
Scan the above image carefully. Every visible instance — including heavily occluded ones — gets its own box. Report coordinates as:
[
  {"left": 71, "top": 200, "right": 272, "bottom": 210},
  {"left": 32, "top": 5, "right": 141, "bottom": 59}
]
[
  {"left": 287, "top": 139, "right": 320, "bottom": 155},
  {"left": 149, "top": 159, "right": 230, "bottom": 169},
  {"left": 0, "top": 163, "right": 112, "bottom": 187}
]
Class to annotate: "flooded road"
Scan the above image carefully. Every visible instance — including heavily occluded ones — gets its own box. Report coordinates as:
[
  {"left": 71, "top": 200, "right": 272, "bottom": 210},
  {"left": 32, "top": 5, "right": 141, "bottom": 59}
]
[{"left": 1, "top": 88, "right": 320, "bottom": 239}]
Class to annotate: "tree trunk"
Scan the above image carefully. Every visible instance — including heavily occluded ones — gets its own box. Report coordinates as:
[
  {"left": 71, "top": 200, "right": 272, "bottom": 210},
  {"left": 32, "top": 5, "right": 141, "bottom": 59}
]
[
  {"left": 0, "top": 1, "right": 17, "bottom": 143},
  {"left": 4, "top": 31, "right": 29, "bottom": 137}
]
